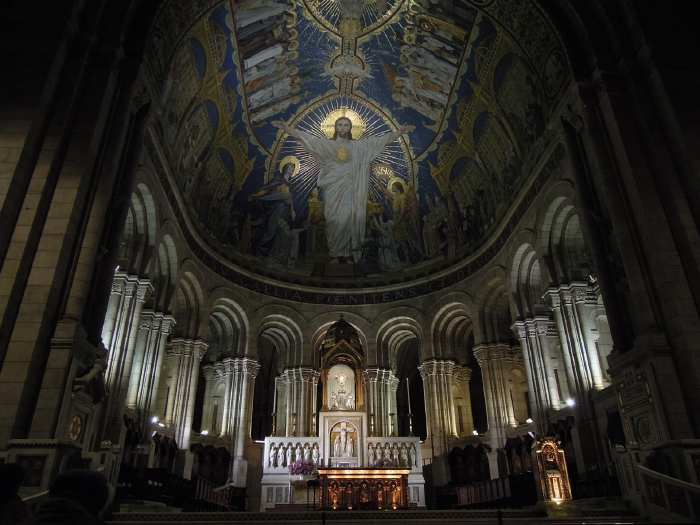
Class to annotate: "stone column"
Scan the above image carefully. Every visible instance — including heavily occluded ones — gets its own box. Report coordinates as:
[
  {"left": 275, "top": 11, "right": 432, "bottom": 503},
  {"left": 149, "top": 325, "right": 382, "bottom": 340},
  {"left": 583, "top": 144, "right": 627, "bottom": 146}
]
[
  {"left": 388, "top": 372, "right": 399, "bottom": 436},
  {"left": 220, "top": 357, "right": 260, "bottom": 486},
  {"left": 545, "top": 284, "right": 606, "bottom": 470},
  {"left": 279, "top": 367, "right": 319, "bottom": 437},
  {"left": 418, "top": 360, "right": 458, "bottom": 451},
  {"left": 545, "top": 283, "right": 606, "bottom": 396},
  {"left": 419, "top": 359, "right": 458, "bottom": 486},
  {"left": 513, "top": 318, "right": 561, "bottom": 433},
  {"left": 364, "top": 368, "right": 393, "bottom": 436},
  {"left": 452, "top": 365, "right": 475, "bottom": 437},
  {"left": 273, "top": 374, "right": 287, "bottom": 436},
  {"left": 166, "top": 338, "right": 207, "bottom": 451},
  {"left": 101, "top": 272, "right": 151, "bottom": 443},
  {"left": 200, "top": 364, "right": 221, "bottom": 435},
  {"left": 126, "top": 311, "right": 175, "bottom": 433},
  {"left": 473, "top": 345, "right": 520, "bottom": 450}
]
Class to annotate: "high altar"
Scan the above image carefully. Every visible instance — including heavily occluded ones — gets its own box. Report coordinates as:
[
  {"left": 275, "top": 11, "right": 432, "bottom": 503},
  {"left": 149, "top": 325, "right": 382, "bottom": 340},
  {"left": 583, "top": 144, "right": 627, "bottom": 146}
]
[{"left": 259, "top": 318, "right": 425, "bottom": 510}]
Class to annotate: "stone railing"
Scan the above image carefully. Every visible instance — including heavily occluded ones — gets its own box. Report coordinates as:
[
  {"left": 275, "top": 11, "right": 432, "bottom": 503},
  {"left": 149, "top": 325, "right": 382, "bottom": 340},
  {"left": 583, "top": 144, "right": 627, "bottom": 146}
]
[
  {"left": 262, "top": 437, "right": 322, "bottom": 474},
  {"left": 366, "top": 437, "right": 422, "bottom": 473},
  {"left": 637, "top": 463, "right": 700, "bottom": 522}
]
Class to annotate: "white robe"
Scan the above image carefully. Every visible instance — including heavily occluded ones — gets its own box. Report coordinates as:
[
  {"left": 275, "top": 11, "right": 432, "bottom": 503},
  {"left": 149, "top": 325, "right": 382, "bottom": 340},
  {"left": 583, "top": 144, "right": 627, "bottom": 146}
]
[{"left": 294, "top": 130, "right": 396, "bottom": 260}]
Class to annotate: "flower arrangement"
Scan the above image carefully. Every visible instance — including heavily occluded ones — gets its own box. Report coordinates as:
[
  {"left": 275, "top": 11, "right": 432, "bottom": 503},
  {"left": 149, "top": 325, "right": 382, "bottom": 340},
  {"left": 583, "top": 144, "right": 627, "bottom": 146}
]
[{"left": 289, "top": 459, "right": 316, "bottom": 476}]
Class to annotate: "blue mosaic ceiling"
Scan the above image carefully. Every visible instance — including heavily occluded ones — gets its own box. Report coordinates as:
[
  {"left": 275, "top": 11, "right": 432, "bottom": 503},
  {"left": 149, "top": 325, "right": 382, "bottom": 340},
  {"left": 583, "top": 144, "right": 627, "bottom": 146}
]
[{"left": 144, "top": 0, "right": 570, "bottom": 288}]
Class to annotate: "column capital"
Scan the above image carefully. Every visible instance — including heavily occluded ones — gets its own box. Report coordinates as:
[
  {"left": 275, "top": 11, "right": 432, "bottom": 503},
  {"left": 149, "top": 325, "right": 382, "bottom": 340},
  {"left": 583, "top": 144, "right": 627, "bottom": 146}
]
[
  {"left": 168, "top": 338, "right": 208, "bottom": 361},
  {"left": 453, "top": 365, "right": 472, "bottom": 384},
  {"left": 545, "top": 282, "right": 596, "bottom": 307},
  {"left": 111, "top": 271, "right": 152, "bottom": 302},
  {"left": 221, "top": 356, "right": 261, "bottom": 378},
  {"left": 418, "top": 359, "right": 456, "bottom": 379},
  {"left": 511, "top": 320, "right": 528, "bottom": 340},
  {"left": 363, "top": 367, "right": 392, "bottom": 382},
  {"left": 202, "top": 364, "right": 219, "bottom": 382},
  {"left": 283, "top": 366, "right": 319, "bottom": 381},
  {"left": 139, "top": 310, "right": 175, "bottom": 334},
  {"left": 473, "top": 343, "right": 519, "bottom": 365}
]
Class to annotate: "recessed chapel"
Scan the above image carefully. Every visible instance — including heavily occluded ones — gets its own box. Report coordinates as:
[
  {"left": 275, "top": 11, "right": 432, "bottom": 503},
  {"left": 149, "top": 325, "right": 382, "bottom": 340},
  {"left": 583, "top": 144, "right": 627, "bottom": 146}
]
[{"left": 1, "top": 0, "right": 699, "bottom": 522}]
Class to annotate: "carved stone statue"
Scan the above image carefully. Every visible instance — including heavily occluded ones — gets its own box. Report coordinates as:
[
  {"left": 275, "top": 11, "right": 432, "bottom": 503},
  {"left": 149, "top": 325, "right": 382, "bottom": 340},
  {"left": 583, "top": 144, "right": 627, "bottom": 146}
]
[
  {"left": 382, "top": 444, "right": 390, "bottom": 461},
  {"left": 391, "top": 444, "right": 399, "bottom": 466},
  {"left": 286, "top": 443, "right": 293, "bottom": 466},
  {"left": 269, "top": 444, "right": 278, "bottom": 467},
  {"left": 312, "top": 444, "right": 320, "bottom": 464},
  {"left": 399, "top": 444, "right": 408, "bottom": 467},
  {"left": 333, "top": 434, "right": 342, "bottom": 457},
  {"left": 304, "top": 444, "right": 312, "bottom": 461},
  {"left": 368, "top": 444, "right": 376, "bottom": 466},
  {"left": 295, "top": 443, "right": 303, "bottom": 462}
]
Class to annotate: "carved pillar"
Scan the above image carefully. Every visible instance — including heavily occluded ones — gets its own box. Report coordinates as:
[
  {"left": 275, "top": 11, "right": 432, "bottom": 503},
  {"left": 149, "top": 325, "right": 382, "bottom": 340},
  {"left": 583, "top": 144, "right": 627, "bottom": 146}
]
[
  {"left": 473, "top": 344, "right": 520, "bottom": 450},
  {"left": 201, "top": 364, "right": 222, "bottom": 435},
  {"left": 388, "top": 372, "right": 399, "bottom": 436},
  {"left": 513, "top": 317, "right": 565, "bottom": 433},
  {"left": 418, "top": 360, "right": 457, "bottom": 452},
  {"left": 273, "top": 374, "right": 288, "bottom": 436},
  {"left": 166, "top": 338, "right": 207, "bottom": 451},
  {"left": 220, "top": 357, "right": 260, "bottom": 486},
  {"left": 452, "top": 365, "right": 474, "bottom": 437},
  {"left": 280, "top": 367, "right": 319, "bottom": 437},
  {"left": 419, "top": 359, "right": 457, "bottom": 486},
  {"left": 364, "top": 368, "right": 394, "bottom": 436},
  {"left": 101, "top": 272, "right": 151, "bottom": 442},
  {"left": 126, "top": 311, "right": 175, "bottom": 434},
  {"left": 545, "top": 283, "right": 606, "bottom": 397}
]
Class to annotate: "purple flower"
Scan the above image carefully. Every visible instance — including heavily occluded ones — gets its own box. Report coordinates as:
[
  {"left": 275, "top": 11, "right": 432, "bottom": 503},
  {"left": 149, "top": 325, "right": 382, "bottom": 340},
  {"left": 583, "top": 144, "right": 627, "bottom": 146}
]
[{"left": 289, "top": 459, "right": 316, "bottom": 475}]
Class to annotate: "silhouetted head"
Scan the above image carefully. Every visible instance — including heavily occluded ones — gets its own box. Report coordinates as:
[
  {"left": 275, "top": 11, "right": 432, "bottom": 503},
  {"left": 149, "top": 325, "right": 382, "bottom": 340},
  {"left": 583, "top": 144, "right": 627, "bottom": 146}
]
[
  {"left": 333, "top": 117, "right": 353, "bottom": 140},
  {"left": 48, "top": 470, "right": 113, "bottom": 519},
  {"left": 0, "top": 463, "right": 25, "bottom": 503}
]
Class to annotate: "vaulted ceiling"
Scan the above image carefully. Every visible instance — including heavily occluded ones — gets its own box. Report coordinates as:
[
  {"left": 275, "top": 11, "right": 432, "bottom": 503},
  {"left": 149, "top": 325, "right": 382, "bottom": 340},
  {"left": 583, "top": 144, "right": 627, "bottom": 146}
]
[{"left": 142, "top": 0, "right": 571, "bottom": 291}]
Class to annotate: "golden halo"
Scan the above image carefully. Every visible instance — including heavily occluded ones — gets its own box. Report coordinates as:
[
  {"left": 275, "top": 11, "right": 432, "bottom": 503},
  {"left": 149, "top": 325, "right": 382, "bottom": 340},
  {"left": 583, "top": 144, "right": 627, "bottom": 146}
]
[
  {"left": 388, "top": 175, "right": 407, "bottom": 193},
  {"left": 320, "top": 108, "right": 366, "bottom": 140},
  {"left": 279, "top": 155, "right": 301, "bottom": 177}
]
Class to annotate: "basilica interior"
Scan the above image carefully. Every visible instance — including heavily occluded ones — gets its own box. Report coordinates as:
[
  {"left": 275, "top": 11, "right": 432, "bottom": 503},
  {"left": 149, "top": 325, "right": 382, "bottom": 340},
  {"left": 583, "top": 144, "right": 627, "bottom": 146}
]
[{"left": 1, "top": 0, "right": 699, "bottom": 523}]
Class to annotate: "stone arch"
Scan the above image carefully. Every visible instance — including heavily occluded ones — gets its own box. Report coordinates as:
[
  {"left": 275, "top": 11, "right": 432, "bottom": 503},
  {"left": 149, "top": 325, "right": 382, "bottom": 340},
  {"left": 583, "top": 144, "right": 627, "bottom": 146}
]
[
  {"left": 257, "top": 313, "right": 304, "bottom": 369},
  {"left": 538, "top": 194, "right": 592, "bottom": 284},
  {"left": 509, "top": 232, "right": 550, "bottom": 319},
  {"left": 375, "top": 314, "right": 423, "bottom": 370},
  {"left": 428, "top": 293, "right": 475, "bottom": 364},
  {"left": 116, "top": 180, "right": 158, "bottom": 276},
  {"left": 473, "top": 268, "right": 512, "bottom": 345},
  {"left": 308, "top": 311, "right": 371, "bottom": 367},
  {"left": 206, "top": 295, "right": 249, "bottom": 360},
  {"left": 153, "top": 232, "right": 178, "bottom": 311},
  {"left": 170, "top": 263, "right": 205, "bottom": 338}
]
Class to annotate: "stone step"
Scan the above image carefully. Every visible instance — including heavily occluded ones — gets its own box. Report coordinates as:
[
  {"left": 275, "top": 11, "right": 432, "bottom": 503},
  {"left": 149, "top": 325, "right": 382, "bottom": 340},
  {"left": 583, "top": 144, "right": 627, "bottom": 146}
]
[{"left": 109, "top": 508, "right": 644, "bottom": 525}]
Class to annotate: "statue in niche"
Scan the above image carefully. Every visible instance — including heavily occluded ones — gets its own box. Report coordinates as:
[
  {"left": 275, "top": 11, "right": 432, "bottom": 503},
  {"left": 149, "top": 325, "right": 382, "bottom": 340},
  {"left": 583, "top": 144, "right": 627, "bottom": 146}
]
[
  {"left": 331, "top": 372, "right": 355, "bottom": 410},
  {"left": 368, "top": 444, "right": 376, "bottom": 466},
  {"left": 399, "top": 444, "right": 408, "bottom": 467},
  {"left": 333, "top": 434, "right": 342, "bottom": 457},
  {"left": 272, "top": 118, "right": 414, "bottom": 264},
  {"left": 332, "top": 422, "right": 356, "bottom": 457},
  {"left": 408, "top": 444, "right": 415, "bottom": 467},
  {"left": 286, "top": 443, "right": 293, "bottom": 466},
  {"left": 295, "top": 443, "right": 303, "bottom": 462},
  {"left": 312, "top": 444, "right": 320, "bottom": 464},
  {"left": 269, "top": 444, "right": 278, "bottom": 467},
  {"left": 304, "top": 444, "right": 312, "bottom": 462},
  {"left": 391, "top": 444, "right": 399, "bottom": 466}
]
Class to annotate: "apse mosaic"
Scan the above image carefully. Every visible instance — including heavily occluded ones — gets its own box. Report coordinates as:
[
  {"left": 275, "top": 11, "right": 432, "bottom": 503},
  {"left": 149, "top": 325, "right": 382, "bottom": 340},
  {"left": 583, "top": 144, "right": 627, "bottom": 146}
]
[{"left": 146, "top": 0, "right": 570, "bottom": 286}]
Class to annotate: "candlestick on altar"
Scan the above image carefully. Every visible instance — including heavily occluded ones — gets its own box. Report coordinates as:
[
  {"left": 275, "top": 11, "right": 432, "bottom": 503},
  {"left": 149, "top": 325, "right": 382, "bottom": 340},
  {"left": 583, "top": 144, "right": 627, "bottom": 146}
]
[
  {"left": 406, "top": 377, "right": 414, "bottom": 436},
  {"left": 406, "top": 377, "right": 412, "bottom": 413}
]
